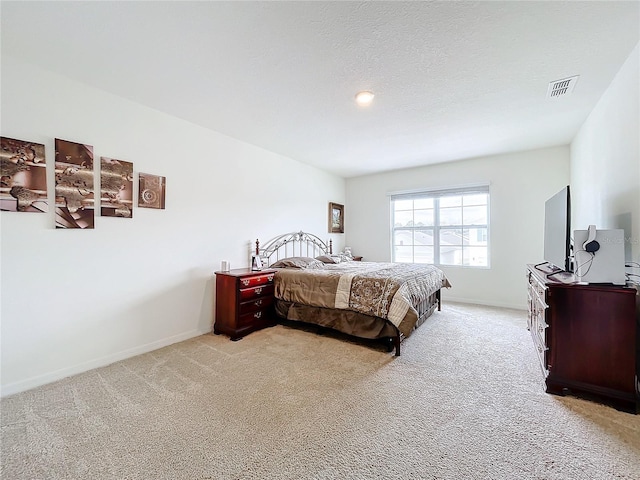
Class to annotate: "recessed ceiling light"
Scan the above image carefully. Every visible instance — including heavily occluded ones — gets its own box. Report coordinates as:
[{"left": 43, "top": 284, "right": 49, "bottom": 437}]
[{"left": 355, "top": 90, "right": 375, "bottom": 106}]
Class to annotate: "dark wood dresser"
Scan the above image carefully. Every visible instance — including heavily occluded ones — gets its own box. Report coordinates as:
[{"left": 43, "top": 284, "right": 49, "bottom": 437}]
[
  {"left": 214, "top": 268, "right": 276, "bottom": 340},
  {"left": 526, "top": 264, "right": 639, "bottom": 413}
]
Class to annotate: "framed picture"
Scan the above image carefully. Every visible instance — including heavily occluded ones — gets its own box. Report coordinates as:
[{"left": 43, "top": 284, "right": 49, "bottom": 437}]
[
  {"left": 251, "top": 254, "right": 263, "bottom": 271},
  {"left": 328, "top": 202, "right": 344, "bottom": 233}
]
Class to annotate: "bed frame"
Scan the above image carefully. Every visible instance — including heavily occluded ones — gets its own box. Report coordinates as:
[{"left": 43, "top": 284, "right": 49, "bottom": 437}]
[
  {"left": 257, "top": 231, "right": 332, "bottom": 266},
  {"left": 256, "top": 231, "right": 441, "bottom": 356}
]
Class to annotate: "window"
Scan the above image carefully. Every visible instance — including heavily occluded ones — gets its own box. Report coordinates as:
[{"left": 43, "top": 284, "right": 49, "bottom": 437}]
[{"left": 391, "top": 186, "right": 489, "bottom": 267}]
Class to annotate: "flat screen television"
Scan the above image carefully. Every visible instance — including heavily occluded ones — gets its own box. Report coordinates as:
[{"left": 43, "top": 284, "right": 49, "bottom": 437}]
[{"left": 543, "top": 185, "right": 572, "bottom": 273}]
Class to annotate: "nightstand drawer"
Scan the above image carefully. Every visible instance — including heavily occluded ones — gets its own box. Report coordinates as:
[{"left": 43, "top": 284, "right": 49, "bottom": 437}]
[
  {"left": 239, "top": 295, "right": 273, "bottom": 314},
  {"left": 238, "top": 273, "right": 275, "bottom": 288},
  {"left": 238, "top": 308, "right": 270, "bottom": 327},
  {"left": 239, "top": 284, "right": 274, "bottom": 301}
]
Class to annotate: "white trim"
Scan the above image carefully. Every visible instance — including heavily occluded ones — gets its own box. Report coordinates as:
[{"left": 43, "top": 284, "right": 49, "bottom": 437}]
[
  {"left": 443, "top": 296, "right": 526, "bottom": 311},
  {"left": 0, "top": 329, "right": 206, "bottom": 398}
]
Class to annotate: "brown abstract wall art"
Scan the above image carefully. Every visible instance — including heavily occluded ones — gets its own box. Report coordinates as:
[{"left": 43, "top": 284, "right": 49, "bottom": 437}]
[
  {"left": 0, "top": 136, "right": 48, "bottom": 212},
  {"left": 138, "top": 173, "right": 166, "bottom": 209},
  {"left": 100, "top": 157, "right": 133, "bottom": 218},
  {"left": 54, "top": 138, "right": 95, "bottom": 229}
]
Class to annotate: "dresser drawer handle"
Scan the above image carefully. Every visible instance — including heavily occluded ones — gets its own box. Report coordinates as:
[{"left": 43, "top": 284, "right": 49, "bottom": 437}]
[
  {"left": 254, "top": 311, "right": 262, "bottom": 319},
  {"left": 255, "top": 287, "right": 262, "bottom": 295},
  {"left": 241, "top": 279, "right": 250, "bottom": 287},
  {"left": 267, "top": 274, "right": 274, "bottom": 282},
  {"left": 254, "top": 299, "right": 263, "bottom": 307}
]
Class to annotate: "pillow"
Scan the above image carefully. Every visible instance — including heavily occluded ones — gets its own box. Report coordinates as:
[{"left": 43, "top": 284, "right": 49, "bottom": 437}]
[
  {"left": 270, "top": 257, "right": 324, "bottom": 269},
  {"left": 315, "top": 255, "right": 339, "bottom": 264}
]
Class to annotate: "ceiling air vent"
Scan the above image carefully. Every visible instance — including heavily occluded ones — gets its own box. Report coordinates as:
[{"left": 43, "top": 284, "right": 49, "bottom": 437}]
[{"left": 547, "top": 75, "right": 579, "bottom": 98}]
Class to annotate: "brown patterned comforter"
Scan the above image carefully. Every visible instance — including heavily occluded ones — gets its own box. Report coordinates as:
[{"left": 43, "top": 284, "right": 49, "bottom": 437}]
[{"left": 273, "top": 262, "right": 451, "bottom": 336}]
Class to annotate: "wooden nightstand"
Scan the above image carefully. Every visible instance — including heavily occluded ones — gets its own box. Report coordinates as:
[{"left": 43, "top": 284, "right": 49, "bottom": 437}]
[
  {"left": 214, "top": 268, "right": 276, "bottom": 340},
  {"left": 352, "top": 256, "right": 363, "bottom": 261}
]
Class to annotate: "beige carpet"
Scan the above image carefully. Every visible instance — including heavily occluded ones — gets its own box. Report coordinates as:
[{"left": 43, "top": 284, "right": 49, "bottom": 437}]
[{"left": 1, "top": 302, "right": 639, "bottom": 479}]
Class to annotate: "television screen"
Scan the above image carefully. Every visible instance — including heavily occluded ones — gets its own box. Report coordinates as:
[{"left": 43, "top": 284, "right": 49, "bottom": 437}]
[{"left": 543, "top": 186, "right": 571, "bottom": 272}]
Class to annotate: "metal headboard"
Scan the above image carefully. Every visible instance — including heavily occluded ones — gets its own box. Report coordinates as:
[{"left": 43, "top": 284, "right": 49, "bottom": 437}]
[{"left": 257, "top": 231, "right": 333, "bottom": 266}]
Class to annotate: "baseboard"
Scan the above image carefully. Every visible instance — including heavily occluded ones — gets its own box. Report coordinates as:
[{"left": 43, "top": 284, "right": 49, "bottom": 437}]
[
  {"left": 0, "top": 329, "right": 209, "bottom": 398},
  {"left": 442, "top": 296, "right": 526, "bottom": 311}
]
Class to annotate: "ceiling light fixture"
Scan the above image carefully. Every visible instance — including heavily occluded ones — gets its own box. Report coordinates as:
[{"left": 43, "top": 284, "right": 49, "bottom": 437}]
[{"left": 355, "top": 90, "right": 375, "bottom": 106}]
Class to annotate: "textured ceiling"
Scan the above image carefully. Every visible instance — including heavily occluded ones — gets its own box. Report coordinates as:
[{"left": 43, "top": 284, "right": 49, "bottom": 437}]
[{"left": 2, "top": 1, "right": 639, "bottom": 178}]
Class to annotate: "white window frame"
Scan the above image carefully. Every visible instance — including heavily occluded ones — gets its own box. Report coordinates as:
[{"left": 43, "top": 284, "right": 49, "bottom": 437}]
[{"left": 390, "top": 185, "right": 490, "bottom": 268}]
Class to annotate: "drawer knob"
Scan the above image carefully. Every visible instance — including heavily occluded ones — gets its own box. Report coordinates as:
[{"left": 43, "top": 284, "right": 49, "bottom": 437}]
[
  {"left": 241, "top": 279, "right": 250, "bottom": 287},
  {"left": 254, "top": 299, "right": 263, "bottom": 307},
  {"left": 254, "top": 311, "right": 262, "bottom": 319},
  {"left": 255, "top": 287, "right": 262, "bottom": 295},
  {"left": 267, "top": 274, "right": 274, "bottom": 281}
]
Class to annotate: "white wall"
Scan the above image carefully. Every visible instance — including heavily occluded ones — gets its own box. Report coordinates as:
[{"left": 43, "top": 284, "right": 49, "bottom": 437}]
[
  {"left": 0, "top": 56, "right": 345, "bottom": 396},
  {"left": 571, "top": 43, "right": 639, "bottom": 265},
  {"left": 345, "top": 147, "right": 570, "bottom": 309}
]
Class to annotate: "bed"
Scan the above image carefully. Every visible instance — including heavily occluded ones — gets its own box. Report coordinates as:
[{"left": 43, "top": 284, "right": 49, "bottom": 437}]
[{"left": 257, "top": 231, "right": 451, "bottom": 355}]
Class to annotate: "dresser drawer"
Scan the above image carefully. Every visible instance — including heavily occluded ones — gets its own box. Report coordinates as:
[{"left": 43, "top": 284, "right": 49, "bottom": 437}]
[
  {"left": 239, "top": 284, "right": 274, "bottom": 301},
  {"left": 238, "top": 272, "right": 275, "bottom": 288},
  {"left": 528, "top": 271, "right": 547, "bottom": 302}
]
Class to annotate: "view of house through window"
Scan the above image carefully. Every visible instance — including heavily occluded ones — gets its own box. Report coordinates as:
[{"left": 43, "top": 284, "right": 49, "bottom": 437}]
[{"left": 391, "top": 186, "right": 489, "bottom": 267}]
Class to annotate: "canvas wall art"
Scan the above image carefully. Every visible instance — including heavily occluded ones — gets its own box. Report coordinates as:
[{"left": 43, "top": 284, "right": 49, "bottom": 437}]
[
  {"left": 138, "top": 173, "right": 166, "bottom": 209},
  {"left": 54, "top": 138, "right": 95, "bottom": 229},
  {"left": 0, "top": 136, "right": 48, "bottom": 212},
  {"left": 100, "top": 157, "right": 133, "bottom": 218}
]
